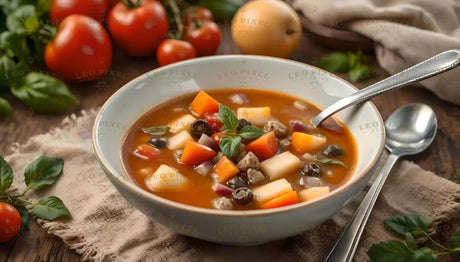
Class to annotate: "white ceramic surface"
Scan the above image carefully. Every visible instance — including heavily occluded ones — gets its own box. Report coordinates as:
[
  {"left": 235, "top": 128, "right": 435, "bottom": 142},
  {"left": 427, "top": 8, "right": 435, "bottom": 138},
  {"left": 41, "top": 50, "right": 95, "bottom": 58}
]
[{"left": 92, "top": 55, "right": 385, "bottom": 245}]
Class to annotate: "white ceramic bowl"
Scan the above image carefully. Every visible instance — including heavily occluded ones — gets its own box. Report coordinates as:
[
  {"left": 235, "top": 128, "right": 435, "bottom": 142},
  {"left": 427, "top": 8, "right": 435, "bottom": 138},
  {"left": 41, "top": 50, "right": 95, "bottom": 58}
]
[{"left": 92, "top": 55, "right": 384, "bottom": 245}]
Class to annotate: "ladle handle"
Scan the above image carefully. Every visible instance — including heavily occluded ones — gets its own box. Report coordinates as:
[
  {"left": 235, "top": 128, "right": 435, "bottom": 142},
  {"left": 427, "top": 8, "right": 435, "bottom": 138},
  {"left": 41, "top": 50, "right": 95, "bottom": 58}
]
[
  {"left": 324, "top": 153, "right": 400, "bottom": 262},
  {"left": 311, "top": 49, "right": 460, "bottom": 127}
]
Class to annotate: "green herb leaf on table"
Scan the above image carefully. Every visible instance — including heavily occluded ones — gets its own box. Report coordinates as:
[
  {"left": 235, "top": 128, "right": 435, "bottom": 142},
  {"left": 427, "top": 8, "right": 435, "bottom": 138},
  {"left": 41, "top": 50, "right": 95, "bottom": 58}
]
[
  {"left": 11, "top": 72, "right": 79, "bottom": 112},
  {"left": 0, "top": 155, "right": 13, "bottom": 195},
  {"left": 17, "top": 204, "right": 29, "bottom": 229},
  {"left": 384, "top": 214, "right": 430, "bottom": 238},
  {"left": 412, "top": 247, "right": 437, "bottom": 262},
  {"left": 33, "top": 196, "right": 71, "bottom": 220},
  {"left": 451, "top": 227, "right": 460, "bottom": 249},
  {"left": 0, "top": 97, "right": 13, "bottom": 117},
  {"left": 219, "top": 104, "right": 239, "bottom": 132},
  {"left": 405, "top": 232, "right": 418, "bottom": 250},
  {"left": 315, "top": 157, "right": 346, "bottom": 167},
  {"left": 142, "top": 126, "right": 170, "bottom": 136},
  {"left": 6, "top": 5, "right": 39, "bottom": 34},
  {"left": 220, "top": 135, "right": 241, "bottom": 158},
  {"left": 239, "top": 125, "right": 265, "bottom": 139},
  {"left": 348, "top": 63, "right": 374, "bottom": 82},
  {"left": 367, "top": 240, "right": 413, "bottom": 262},
  {"left": 24, "top": 156, "right": 64, "bottom": 190},
  {"left": 317, "top": 50, "right": 374, "bottom": 82},
  {"left": 317, "top": 52, "right": 350, "bottom": 73},
  {"left": 0, "top": 55, "right": 23, "bottom": 88}
]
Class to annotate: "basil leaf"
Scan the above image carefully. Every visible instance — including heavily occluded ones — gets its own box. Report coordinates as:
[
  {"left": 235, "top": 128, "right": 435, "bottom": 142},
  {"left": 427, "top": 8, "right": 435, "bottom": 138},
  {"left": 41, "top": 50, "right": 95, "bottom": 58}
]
[
  {"left": 0, "top": 155, "right": 13, "bottom": 195},
  {"left": 451, "top": 227, "right": 460, "bottom": 249},
  {"left": 220, "top": 135, "right": 241, "bottom": 158},
  {"left": 0, "top": 55, "right": 22, "bottom": 88},
  {"left": 405, "top": 232, "right": 417, "bottom": 250},
  {"left": 17, "top": 204, "right": 29, "bottom": 229},
  {"left": 33, "top": 196, "right": 71, "bottom": 220},
  {"left": 348, "top": 63, "right": 373, "bottom": 82},
  {"left": 315, "top": 157, "right": 346, "bottom": 167},
  {"left": 0, "top": 0, "right": 36, "bottom": 14},
  {"left": 0, "top": 97, "right": 13, "bottom": 117},
  {"left": 0, "top": 31, "right": 31, "bottom": 60},
  {"left": 412, "top": 247, "right": 436, "bottom": 262},
  {"left": 384, "top": 214, "right": 430, "bottom": 238},
  {"left": 367, "top": 240, "right": 412, "bottom": 262},
  {"left": 218, "top": 104, "right": 238, "bottom": 132},
  {"left": 239, "top": 125, "right": 265, "bottom": 139},
  {"left": 6, "top": 5, "right": 39, "bottom": 34},
  {"left": 346, "top": 50, "right": 363, "bottom": 69},
  {"left": 317, "top": 52, "right": 350, "bottom": 73},
  {"left": 199, "top": 0, "right": 242, "bottom": 22},
  {"left": 11, "top": 72, "right": 79, "bottom": 112},
  {"left": 24, "top": 156, "right": 63, "bottom": 190},
  {"left": 142, "top": 126, "right": 170, "bottom": 136},
  {"left": 36, "top": 0, "right": 52, "bottom": 16}
]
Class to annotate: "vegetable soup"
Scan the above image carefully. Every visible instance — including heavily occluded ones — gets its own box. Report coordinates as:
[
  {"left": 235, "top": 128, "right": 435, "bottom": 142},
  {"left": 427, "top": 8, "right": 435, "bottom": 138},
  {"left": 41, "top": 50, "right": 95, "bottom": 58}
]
[{"left": 122, "top": 89, "right": 357, "bottom": 210}]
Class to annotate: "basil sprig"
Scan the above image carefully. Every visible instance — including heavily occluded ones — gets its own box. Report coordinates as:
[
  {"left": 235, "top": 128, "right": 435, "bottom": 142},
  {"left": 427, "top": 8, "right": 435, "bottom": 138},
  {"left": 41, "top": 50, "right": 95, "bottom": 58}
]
[
  {"left": 218, "top": 104, "right": 264, "bottom": 157},
  {"left": 141, "top": 126, "right": 170, "bottom": 136},
  {"left": 317, "top": 50, "right": 373, "bottom": 82},
  {"left": 0, "top": 155, "right": 71, "bottom": 229},
  {"left": 367, "top": 214, "right": 460, "bottom": 261}
]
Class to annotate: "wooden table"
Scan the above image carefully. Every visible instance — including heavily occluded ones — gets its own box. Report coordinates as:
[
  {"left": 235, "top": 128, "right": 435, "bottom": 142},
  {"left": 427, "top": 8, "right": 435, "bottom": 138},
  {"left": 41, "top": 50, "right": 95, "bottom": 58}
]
[{"left": 1, "top": 25, "right": 459, "bottom": 261}]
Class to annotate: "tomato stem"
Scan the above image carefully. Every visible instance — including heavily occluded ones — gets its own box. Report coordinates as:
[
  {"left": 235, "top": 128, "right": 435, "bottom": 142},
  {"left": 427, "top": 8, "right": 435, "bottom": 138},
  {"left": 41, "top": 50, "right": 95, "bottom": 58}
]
[
  {"left": 164, "top": 0, "right": 183, "bottom": 40},
  {"left": 121, "top": 0, "right": 142, "bottom": 9}
]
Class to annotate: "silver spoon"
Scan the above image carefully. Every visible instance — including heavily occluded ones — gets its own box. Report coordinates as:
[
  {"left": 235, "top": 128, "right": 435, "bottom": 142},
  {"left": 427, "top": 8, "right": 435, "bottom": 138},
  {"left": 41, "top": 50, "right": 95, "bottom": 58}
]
[
  {"left": 311, "top": 49, "right": 460, "bottom": 127},
  {"left": 324, "top": 103, "right": 437, "bottom": 262}
]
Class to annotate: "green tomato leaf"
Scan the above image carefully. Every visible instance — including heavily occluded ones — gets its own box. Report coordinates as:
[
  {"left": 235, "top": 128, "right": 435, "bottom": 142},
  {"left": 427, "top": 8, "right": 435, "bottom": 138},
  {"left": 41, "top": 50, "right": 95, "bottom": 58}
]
[
  {"left": 33, "top": 196, "right": 71, "bottom": 220},
  {"left": 0, "top": 155, "right": 14, "bottom": 195},
  {"left": 142, "top": 126, "right": 170, "bottom": 136},
  {"left": 11, "top": 72, "right": 79, "bottom": 112},
  {"left": 6, "top": 5, "right": 39, "bottom": 34},
  {"left": 412, "top": 247, "right": 436, "bottom": 262},
  {"left": 384, "top": 214, "right": 430, "bottom": 238},
  {"left": 24, "top": 156, "right": 63, "bottom": 190},
  {"left": 239, "top": 125, "right": 265, "bottom": 139},
  {"left": 199, "top": 0, "right": 243, "bottom": 22},
  {"left": 367, "top": 240, "right": 412, "bottom": 262},
  {"left": 315, "top": 156, "right": 346, "bottom": 167},
  {"left": 218, "top": 104, "right": 238, "bottom": 133},
  {"left": 451, "top": 226, "right": 460, "bottom": 249},
  {"left": 0, "top": 97, "right": 13, "bottom": 117},
  {"left": 317, "top": 52, "right": 351, "bottom": 73},
  {"left": 220, "top": 135, "right": 241, "bottom": 158},
  {"left": 405, "top": 232, "right": 417, "bottom": 250},
  {"left": 17, "top": 204, "right": 29, "bottom": 229},
  {"left": 348, "top": 63, "right": 374, "bottom": 82}
]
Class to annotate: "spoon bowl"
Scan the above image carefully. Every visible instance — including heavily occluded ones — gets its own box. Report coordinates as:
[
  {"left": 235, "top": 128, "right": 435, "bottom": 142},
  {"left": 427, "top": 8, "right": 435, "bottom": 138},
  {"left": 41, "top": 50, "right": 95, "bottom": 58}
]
[{"left": 325, "top": 103, "right": 438, "bottom": 262}]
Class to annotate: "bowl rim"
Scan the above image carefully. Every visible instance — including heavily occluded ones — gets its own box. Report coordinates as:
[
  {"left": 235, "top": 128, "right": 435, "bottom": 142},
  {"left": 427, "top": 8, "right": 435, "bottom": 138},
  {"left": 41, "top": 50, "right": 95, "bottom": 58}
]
[{"left": 92, "top": 54, "right": 385, "bottom": 217}]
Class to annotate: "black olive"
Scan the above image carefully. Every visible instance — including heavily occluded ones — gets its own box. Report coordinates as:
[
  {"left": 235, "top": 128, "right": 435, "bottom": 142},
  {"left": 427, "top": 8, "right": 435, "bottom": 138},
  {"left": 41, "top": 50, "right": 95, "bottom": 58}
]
[
  {"left": 148, "top": 137, "right": 167, "bottom": 149},
  {"left": 226, "top": 175, "right": 248, "bottom": 189},
  {"left": 190, "top": 119, "right": 212, "bottom": 139},
  {"left": 232, "top": 187, "right": 253, "bottom": 205},
  {"left": 300, "top": 163, "right": 322, "bottom": 177},
  {"left": 237, "top": 119, "right": 251, "bottom": 131},
  {"left": 323, "top": 145, "right": 344, "bottom": 157}
]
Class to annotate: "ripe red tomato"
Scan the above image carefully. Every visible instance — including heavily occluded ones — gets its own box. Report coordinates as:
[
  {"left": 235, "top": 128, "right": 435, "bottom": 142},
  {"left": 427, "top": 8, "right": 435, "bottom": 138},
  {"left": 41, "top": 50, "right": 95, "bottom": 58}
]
[
  {"left": 108, "top": 0, "right": 120, "bottom": 9},
  {"left": 185, "top": 20, "right": 221, "bottom": 56},
  {"left": 183, "top": 6, "right": 214, "bottom": 27},
  {"left": 204, "top": 112, "right": 223, "bottom": 132},
  {"left": 50, "top": 0, "right": 109, "bottom": 25},
  {"left": 45, "top": 15, "right": 113, "bottom": 83},
  {"left": 108, "top": 0, "right": 169, "bottom": 57},
  {"left": 0, "top": 202, "right": 21, "bottom": 243},
  {"left": 156, "top": 39, "right": 197, "bottom": 66}
]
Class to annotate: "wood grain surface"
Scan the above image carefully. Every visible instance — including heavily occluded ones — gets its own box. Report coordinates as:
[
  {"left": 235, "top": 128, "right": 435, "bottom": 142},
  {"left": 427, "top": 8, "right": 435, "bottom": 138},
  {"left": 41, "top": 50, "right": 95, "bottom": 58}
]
[{"left": 1, "top": 25, "right": 459, "bottom": 262}]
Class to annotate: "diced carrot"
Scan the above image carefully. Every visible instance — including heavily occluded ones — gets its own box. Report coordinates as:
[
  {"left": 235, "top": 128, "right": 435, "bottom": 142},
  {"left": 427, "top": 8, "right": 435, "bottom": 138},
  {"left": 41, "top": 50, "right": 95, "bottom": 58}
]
[
  {"left": 180, "top": 141, "right": 217, "bottom": 165},
  {"left": 290, "top": 132, "right": 326, "bottom": 155},
  {"left": 245, "top": 131, "right": 278, "bottom": 160},
  {"left": 134, "top": 144, "right": 160, "bottom": 161},
  {"left": 190, "top": 90, "right": 220, "bottom": 116},
  {"left": 261, "top": 191, "right": 299, "bottom": 209},
  {"left": 212, "top": 156, "right": 239, "bottom": 182}
]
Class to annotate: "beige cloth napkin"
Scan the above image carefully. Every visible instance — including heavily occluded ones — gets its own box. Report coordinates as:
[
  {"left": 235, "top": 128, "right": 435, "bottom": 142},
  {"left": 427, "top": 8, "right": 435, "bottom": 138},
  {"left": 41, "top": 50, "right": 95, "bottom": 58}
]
[
  {"left": 5, "top": 110, "right": 460, "bottom": 262},
  {"left": 293, "top": 0, "right": 460, "bottom": 105}
]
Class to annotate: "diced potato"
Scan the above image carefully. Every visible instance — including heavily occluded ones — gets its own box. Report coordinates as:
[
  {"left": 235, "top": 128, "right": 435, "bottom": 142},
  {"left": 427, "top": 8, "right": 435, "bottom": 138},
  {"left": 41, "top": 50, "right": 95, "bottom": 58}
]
[
  {"left": 252, "top": 178, "right": 293, "bottom": 204},
  {"left": 260, "top": 151, "right": 300, "bottom": 180},
  {"left": 298, "top": 186, "right": 330, "bottom": 202},
  {"left": 146, "top": 164, "right": 188, "bottom": 191},
  {"left": 237, "top": 107, "right": 272, "bottom": 126},
  {"left": 291, "top": 132, "right": 326, "bottom": 155},
  {"left": 168, "top": 114, "right": 196, "bottom": 134},
  {"left": 167, "top": 130, "right": 193, "bottom": 150}
]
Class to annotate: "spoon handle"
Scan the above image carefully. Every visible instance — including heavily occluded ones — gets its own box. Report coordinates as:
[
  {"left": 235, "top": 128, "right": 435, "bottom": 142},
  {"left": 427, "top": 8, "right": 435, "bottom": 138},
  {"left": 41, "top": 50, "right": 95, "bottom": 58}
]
[
  {"left": 324, "top": 153, "right": 400, "bottom": 262},
  {"left": 311, "top": 49, "right": 460, "bottom": 127}
]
